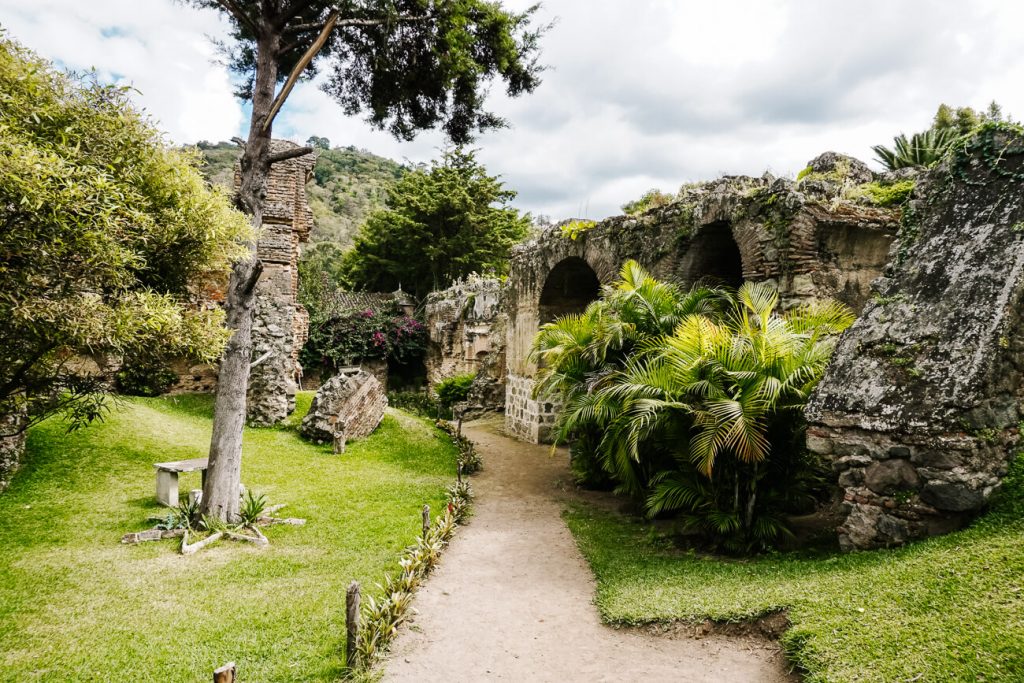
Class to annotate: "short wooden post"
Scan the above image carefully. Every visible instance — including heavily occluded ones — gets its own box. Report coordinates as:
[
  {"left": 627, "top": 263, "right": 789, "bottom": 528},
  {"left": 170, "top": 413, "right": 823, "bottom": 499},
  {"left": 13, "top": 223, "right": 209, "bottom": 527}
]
[
  {"left": 457, "top": 462, "right": 463, "bottom": 484},
  {"left": 456, "top": 416, "right": 463, "bottom": 437},
  {"left": 346, "top": 581, "right": 361, "bottom": 668},
  {"left": 213, "top": 662, "right": 236, "bottom": 683},
  {"left": 422, "top": 504, "right": 430, "bottom": 537}
]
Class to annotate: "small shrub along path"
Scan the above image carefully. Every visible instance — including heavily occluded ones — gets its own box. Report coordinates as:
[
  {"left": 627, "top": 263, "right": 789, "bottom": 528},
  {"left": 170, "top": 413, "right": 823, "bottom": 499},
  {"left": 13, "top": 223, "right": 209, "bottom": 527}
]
[{"left": 384, "top": 417, "right": 794, "bottom": 682}]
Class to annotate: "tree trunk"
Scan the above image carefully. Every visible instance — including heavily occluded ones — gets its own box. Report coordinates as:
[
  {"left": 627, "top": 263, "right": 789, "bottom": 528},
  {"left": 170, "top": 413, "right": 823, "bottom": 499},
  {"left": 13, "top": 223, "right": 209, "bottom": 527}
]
[{"left": 201, "top": 23, "right": 280, "bottom": 522}]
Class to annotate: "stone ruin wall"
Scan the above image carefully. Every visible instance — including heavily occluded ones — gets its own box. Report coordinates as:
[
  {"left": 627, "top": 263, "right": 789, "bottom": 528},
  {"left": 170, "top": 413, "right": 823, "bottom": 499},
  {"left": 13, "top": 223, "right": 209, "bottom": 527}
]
[
  {"left": 424, "top": 275, "right": 507, "bottom": 415},
  {"left": 164, "top": 141, "right": 316, "bottom": 426},
  {"left": 504, "top": 153, "right": 900, "bottom": 443},
  {"left": 807, "top": 126, "right": 1024, "bottom": 549},
  {"left": 245, "top": 141, "right": 316, "bottom": 426}
]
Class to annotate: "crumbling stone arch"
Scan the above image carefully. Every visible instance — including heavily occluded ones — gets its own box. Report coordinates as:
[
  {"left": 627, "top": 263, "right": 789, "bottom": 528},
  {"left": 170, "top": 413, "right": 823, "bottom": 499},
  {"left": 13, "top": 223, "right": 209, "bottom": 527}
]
[
  {"left": 503, "top": 155, "right": 900, "bottom": 444},
  {"left": 539, "top": 257, "right": 602, "bottom": 324},
  {"left": 677, "top": 221, "right": 746, "bottom": 288}
]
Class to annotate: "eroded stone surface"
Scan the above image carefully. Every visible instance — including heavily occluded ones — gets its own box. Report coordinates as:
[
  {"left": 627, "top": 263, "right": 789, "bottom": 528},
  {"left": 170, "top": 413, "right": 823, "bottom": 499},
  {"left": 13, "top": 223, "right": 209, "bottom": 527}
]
[
  {"left": 807, "top": 125, "right": 1024, "bottom": 549},
  {"left": 300, "top": 369, "right": 387, "bottom": 444},
  {"left": 424, "top": 274, "right": 506, "bottom": 417}
]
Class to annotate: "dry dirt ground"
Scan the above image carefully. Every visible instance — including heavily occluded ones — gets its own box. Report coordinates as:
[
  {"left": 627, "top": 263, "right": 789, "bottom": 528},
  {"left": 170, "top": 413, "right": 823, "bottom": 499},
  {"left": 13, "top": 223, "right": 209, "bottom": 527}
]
[{"left": 383, "top": 417, "right": 797, "bottom": 683}]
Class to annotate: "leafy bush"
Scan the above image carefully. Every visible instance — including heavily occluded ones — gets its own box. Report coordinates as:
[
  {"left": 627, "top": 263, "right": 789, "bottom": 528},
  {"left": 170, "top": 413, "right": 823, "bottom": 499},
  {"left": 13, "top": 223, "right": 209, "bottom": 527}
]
[
  {"left": 0, "top": 34, "right": 252, "bottom": 430},
  {"left": 559, "top": 219, "right": 597, "bottom": 240},
  {"left": 853, "top": 179, "right": 916, "bottom": 207},
  {"left": 115, "top": 355, "right": 178, "bottom": 397},
  {"left": 532, "top": 260, "right": 853, "bottom": 552},
  {"left": 434, "top": 373, "right": 476, "bottom": 408},
  {"left": 387, "top": 389, "right": 438, "bottom": 418},
  {"left": 238, "top": 490, "right": 268, "bottom": 526},
  {"left": 300, "top": 307, "right": 427, "bottom": 376},
  {"left": 621, "top": 188, "right": 674, "bottom": 216}
]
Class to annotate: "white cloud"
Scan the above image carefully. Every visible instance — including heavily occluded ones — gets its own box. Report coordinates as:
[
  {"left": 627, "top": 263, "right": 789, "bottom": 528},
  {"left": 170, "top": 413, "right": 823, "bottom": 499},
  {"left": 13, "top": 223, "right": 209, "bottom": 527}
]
[
  {"left": 3, "top": 0, "right": 1024, "bottom": 220},
  {"left": 0, "top": 0, "right": 243, "bottom": 142}
]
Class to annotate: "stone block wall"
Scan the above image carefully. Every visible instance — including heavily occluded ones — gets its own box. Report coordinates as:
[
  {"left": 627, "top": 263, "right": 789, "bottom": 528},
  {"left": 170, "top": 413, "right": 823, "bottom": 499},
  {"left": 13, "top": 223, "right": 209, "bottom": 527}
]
[
  {"left": 504, "top": 373, "right": 559, "bottom": 443},
  {"left": 806, "top": 125, "right": 1024, "bottom": 549}
]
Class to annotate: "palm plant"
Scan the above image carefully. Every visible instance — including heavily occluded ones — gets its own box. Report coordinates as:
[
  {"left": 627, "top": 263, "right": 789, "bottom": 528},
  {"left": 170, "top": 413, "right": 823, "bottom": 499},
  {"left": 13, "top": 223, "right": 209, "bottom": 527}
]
[
  {"left": 531, "top": 260, "right": 728, "bottom": 488},
  {"left": 872, "top": 127, "right": 957, "bottom": 170},
  {"left": 532, "top": 262, "right": 854, "bottom": 551}
]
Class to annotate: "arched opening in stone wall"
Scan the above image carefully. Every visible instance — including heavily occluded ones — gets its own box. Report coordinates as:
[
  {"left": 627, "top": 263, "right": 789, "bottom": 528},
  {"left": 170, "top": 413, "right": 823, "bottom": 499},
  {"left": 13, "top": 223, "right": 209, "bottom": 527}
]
[
  {"left": 678, "top": 221, "right": 745, "bottom": 288},
  {"left": 539, "top": 257, "right": 601, "bottom": 324}
]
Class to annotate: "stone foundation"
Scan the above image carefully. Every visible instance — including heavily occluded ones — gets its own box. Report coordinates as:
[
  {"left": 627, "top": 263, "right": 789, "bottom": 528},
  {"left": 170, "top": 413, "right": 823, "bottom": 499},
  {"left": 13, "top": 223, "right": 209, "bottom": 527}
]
[{"left": 504, "top": 373, "right": 559, "bottom": 443}]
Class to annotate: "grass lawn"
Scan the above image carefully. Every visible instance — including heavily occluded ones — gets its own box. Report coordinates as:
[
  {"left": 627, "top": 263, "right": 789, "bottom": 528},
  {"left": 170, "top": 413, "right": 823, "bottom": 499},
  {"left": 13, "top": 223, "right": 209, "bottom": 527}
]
[
  {"left": 0, "top": 393, "right": 458, "bottom": 682},
  {"left": 565, "top": 462, "right": 1024, "bottom": 683}
]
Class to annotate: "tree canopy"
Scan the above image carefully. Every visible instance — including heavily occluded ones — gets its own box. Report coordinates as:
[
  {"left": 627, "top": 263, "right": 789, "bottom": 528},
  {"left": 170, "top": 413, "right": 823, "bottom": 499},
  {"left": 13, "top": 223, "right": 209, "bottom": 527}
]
[
  {"left": 0, "top": 34, "right": 252, "bottom": 429},
  {"left": 187, "top": 0, "right": 545, "bottom": 145},
  {"left": 341, "top": 148, "right": 531, "bottom": 298}
]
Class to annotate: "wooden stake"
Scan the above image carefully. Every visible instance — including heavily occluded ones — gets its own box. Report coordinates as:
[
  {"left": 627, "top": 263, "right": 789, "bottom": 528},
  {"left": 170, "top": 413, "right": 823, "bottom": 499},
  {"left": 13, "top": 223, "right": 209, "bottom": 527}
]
[
  {"left": 346, "top": 581, "right": 361, "bottom": 668},
  {"left": 422, "top": 504, "right": 431, "bottom": 538},
  {"left": 213, "top": 662, "right": 236, "bottom": 683}
]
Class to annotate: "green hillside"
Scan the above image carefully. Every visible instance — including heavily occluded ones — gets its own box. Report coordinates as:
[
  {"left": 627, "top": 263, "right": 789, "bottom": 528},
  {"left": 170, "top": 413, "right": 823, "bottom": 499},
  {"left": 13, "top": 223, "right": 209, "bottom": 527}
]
[{"left": 195, "top": 140, "right": 406, "bottom": 249}]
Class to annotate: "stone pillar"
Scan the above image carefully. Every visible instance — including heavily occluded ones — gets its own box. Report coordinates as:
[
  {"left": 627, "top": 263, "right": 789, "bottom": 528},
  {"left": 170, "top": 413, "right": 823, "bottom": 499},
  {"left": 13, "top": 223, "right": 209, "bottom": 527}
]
[{"left": 244, "top": 140, "right": 316, "bottom": 426}]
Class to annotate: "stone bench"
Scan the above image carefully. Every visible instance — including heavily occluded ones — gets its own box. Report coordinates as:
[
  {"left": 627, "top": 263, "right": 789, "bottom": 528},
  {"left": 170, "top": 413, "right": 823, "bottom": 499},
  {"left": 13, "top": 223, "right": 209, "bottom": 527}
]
[{"left": 154, "top": 458, "right": 208, "bottom": 507}]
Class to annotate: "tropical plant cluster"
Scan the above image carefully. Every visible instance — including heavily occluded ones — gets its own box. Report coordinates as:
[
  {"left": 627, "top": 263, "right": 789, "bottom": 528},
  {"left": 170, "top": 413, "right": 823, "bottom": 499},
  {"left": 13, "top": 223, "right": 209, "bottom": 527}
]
[
  {"left": 532, "top": 261, "right": 854, "bottom": 551},
  {"left": 352, "top": 479, "right": 474, "bottom": 670},
  {"left": 872, "top": 101, "right": 1011, "bottom": 170},
  {"left": 434, "top": 373, "right": 477, "bottom": 409}
]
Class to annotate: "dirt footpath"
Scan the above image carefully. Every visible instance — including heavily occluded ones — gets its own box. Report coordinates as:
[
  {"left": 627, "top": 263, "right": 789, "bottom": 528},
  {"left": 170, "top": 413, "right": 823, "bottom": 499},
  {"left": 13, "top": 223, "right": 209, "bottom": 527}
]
[{"left": 383, "top": 418, "right": 796, "bottom": 682}]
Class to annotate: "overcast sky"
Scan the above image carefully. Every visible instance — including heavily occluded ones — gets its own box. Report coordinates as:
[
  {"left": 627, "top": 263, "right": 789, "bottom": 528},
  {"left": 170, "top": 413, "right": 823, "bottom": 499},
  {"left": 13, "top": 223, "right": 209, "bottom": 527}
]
[{"left": 2, "top": 0, "right": 1023, "bottom": 219}]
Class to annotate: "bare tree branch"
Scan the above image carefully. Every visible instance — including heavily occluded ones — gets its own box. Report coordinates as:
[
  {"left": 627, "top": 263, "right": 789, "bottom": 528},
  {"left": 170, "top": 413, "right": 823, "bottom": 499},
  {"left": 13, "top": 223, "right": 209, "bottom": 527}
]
[
  {"left": 230, "top": 136, "right": 246, "bottom": 147},
  {"left": 261, "top": 10, "right": 340, "bottom": 132},
  {"left": 267, "top": 145, "right": 315, "bottom": 165},
  {"left": 214, "top": 0, "right": 260, "bottom": 35}
]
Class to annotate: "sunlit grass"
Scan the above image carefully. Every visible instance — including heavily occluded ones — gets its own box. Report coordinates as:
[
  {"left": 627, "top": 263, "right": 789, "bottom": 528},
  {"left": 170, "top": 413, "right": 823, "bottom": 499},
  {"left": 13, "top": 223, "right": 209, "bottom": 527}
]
[
  {"left": 565, "top": 460, "right": 1024, "bottom": 682},
  {"left": 0, "top": 393, "right": 457, "bottom": 682}
]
